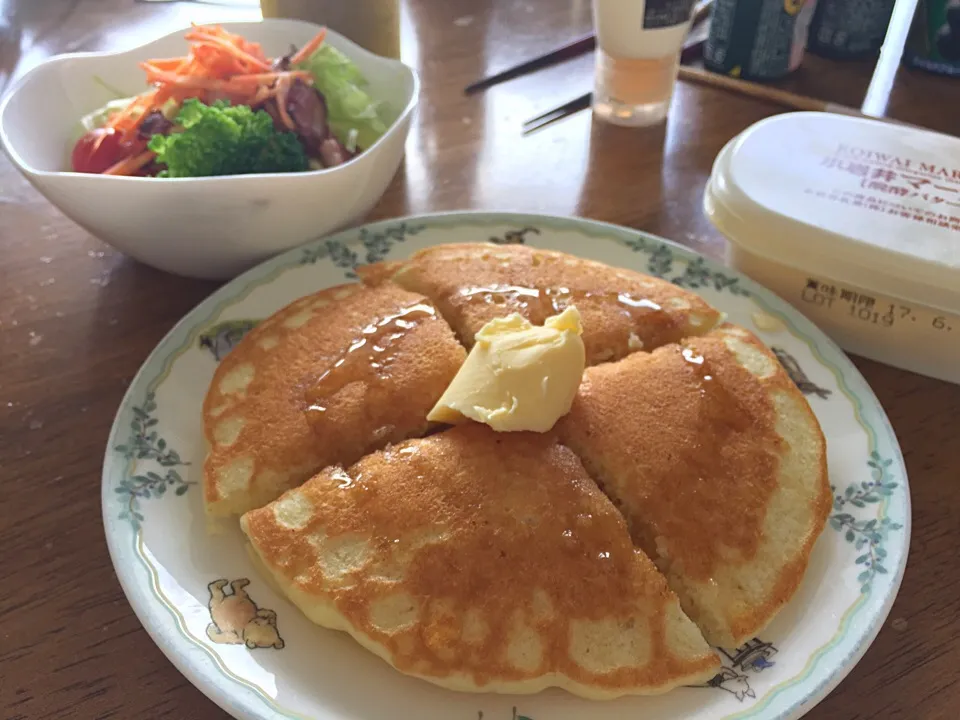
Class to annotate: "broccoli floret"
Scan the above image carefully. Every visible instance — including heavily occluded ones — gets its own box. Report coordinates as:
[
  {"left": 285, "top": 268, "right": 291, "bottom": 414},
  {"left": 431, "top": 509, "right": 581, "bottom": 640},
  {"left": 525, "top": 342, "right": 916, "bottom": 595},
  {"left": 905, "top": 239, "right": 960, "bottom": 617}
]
[{"left": 148, "top": 99, "right": 308, "bottom": 178}]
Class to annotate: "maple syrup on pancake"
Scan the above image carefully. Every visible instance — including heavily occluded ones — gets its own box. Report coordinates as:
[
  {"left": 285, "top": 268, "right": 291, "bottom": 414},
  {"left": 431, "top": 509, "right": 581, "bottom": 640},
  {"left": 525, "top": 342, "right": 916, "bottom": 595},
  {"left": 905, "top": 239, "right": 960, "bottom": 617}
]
[
  {"left": 304, "top": 303, "right": 437, "bottom": 422},
  {"left": 458, "top": 285, "right": 662, "bottom": 316},
  {"left": 681, "top": 345, "right": 751, "bottom": 433},
  {"left": 675, "top": 343, "right": 772, "bottom": 578}
]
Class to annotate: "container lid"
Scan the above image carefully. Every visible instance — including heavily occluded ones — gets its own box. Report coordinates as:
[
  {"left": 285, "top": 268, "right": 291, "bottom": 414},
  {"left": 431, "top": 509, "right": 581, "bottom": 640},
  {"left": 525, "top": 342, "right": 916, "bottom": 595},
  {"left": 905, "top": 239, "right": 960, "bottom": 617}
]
[{"left": 704, "top": 111, "right": 960, "bottom": 312}]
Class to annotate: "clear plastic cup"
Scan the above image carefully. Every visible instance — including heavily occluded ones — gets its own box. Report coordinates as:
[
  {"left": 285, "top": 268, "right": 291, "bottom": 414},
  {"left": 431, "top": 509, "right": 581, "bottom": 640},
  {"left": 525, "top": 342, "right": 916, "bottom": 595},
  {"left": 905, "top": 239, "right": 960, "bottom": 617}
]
[{"left": 592, "top": 0, "right": 696, "bottom": 127}]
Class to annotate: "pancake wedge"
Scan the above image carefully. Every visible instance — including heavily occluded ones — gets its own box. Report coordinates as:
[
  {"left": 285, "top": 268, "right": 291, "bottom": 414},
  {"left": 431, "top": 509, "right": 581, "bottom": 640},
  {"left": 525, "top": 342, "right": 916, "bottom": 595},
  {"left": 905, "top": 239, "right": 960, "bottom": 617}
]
[
  {"left": 358, "top": 243, "right": 722, "bottom": 365},
  {"left": 241, "top": 425, "right": 719, "bottom": 698},
  {"left": 202, "top": 283, "right": 466, "bottom": 519},
  {"left": 557, "top": 325, "right": 830, "bottom": 648}
]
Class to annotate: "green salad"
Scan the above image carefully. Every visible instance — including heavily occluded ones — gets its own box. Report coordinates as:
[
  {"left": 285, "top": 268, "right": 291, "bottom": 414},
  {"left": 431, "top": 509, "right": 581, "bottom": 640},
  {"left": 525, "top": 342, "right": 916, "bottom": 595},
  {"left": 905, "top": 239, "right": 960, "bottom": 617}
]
[{"left": 71, "top": 26, "right": 391, "bottom": 178}]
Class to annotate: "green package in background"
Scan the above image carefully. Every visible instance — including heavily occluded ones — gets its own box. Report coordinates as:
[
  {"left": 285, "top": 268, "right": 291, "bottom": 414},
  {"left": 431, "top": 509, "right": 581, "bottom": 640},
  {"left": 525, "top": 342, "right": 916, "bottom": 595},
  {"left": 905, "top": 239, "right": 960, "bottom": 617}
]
[
  {"left": 807, "top": 0, "right": 897, "bottom": 59},
  {"left": 704, "top": 0, "right": 818, "bottom": 80},
  {"left": 903, "top": 0, "right": 960, "bottom": 75}
]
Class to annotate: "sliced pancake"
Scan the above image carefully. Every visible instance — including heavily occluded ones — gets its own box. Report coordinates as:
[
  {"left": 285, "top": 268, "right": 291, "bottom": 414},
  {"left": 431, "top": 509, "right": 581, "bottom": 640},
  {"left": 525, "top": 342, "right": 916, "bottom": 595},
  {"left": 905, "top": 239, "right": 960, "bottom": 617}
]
[
  {"left": 358, "top": 243, "right": 722, "bottom": 365},
  {"left": 556, "top": 325, "right": 830, "bottom": 648},
  {"left": 202, "top": 283, "right": 467, "bottom": 519},
  {"left": 241, "top": 424, "right": 719, "bottom": 698}
]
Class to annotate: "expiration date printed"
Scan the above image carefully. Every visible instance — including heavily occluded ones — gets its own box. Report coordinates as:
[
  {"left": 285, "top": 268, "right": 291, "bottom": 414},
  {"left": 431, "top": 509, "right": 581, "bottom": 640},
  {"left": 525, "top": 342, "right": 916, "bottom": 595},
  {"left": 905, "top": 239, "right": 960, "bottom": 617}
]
[{"left": 801, "top": 278, "right": 954, "bottom": 333}]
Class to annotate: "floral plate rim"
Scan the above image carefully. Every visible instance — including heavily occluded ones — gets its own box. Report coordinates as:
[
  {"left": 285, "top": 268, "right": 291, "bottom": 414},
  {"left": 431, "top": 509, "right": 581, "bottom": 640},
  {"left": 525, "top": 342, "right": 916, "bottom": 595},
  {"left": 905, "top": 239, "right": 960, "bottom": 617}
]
[{"left": 102, "top": 210, "right": 910, "bottom": 720}]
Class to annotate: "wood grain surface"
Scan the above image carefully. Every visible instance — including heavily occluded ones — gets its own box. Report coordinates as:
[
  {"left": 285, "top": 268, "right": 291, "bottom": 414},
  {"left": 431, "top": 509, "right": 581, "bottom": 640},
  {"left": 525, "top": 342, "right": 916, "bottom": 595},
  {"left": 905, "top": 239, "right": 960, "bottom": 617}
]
[{"left": 1, "top": 1, "right": 959, "bottom": 718}]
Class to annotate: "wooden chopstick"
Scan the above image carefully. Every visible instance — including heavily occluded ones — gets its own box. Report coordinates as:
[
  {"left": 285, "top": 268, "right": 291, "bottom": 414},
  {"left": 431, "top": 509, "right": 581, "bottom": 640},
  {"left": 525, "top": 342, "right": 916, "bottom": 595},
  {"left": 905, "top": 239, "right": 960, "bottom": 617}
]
[
  {"left": 677, "top": 67, "right": 911, "bottom": 125},
  {"left": 676, "top": 66, "right": 865, "bottom": 115}
]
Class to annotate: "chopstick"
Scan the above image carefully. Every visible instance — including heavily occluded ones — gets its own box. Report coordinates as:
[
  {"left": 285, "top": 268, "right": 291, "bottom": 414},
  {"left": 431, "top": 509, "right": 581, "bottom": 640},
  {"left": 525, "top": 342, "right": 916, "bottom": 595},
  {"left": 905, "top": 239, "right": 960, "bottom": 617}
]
[
  {"left": 677, "top": 67, "right": 910, "bottom": 125},
  {"left": 464, "top": 35, "right": 596, "bottom": 95},
  {"left": 522, "top": 95, "right": 593, "bottom": 134},
  {"left": 464, "top": 0, "right": 714, "bottom": 96},
  {"left": 676, "top": 66, "right": 867, "bottom": 115}
]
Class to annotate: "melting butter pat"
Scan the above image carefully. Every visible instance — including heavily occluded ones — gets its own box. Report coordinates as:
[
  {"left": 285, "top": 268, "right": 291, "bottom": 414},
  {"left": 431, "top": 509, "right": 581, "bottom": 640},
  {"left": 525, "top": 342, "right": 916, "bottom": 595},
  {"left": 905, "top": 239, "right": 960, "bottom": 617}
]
[{"left": 428, "top": 306, "right": 586, "bottom": 433}]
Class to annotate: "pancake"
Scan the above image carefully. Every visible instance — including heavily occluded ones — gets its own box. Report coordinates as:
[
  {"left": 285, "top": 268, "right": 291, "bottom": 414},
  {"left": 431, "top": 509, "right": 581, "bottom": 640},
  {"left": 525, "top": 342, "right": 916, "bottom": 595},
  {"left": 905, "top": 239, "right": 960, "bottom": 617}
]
[
  {"left": 556, "top": 325, "right": 830, "bottom": 648},
  {"left": 240, "top": 424, "right": 719, "bottom": 698},
  {"left": 358, "top": 243, "right": 722, "bottom": 365},
  {"left": 202, "top": 282, "right": 467, "bottom": 519}
]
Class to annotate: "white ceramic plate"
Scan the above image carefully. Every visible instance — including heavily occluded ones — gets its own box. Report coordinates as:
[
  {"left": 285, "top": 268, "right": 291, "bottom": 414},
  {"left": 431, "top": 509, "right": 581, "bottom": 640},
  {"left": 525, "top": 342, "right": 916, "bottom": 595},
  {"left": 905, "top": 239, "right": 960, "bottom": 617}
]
[{"left": 103, "top": 212, "right": 910, "bottom": 720}]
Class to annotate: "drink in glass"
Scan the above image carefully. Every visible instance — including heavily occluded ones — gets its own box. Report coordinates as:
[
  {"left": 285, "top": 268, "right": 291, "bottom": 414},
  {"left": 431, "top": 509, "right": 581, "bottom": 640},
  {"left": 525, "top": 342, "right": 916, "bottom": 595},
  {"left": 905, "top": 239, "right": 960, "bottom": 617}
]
[{"left": 592, "top": 0, "right": 696, "bottom": 126}]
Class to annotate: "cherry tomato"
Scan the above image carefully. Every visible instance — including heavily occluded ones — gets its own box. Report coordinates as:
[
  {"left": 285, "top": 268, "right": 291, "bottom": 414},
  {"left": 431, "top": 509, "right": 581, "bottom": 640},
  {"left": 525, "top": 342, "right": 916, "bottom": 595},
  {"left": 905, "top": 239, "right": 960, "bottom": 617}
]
[{"left": 71, "top": 128, "right": 128, "bottom": 174}]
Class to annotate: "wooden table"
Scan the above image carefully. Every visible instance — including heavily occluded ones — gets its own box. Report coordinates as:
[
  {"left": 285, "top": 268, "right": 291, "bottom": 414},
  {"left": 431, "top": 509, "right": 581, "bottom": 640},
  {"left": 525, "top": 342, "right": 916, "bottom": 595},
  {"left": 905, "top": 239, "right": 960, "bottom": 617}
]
[{"left": 2, "top": 1, "right": 959, "bottom": 718}]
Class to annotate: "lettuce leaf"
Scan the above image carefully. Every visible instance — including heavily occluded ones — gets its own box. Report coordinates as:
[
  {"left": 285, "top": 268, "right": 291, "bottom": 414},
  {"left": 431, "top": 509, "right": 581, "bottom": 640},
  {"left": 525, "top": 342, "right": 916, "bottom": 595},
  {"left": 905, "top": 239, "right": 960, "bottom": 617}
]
[{"left": 295, "top": 44, "right": 388, "bottom": 150}]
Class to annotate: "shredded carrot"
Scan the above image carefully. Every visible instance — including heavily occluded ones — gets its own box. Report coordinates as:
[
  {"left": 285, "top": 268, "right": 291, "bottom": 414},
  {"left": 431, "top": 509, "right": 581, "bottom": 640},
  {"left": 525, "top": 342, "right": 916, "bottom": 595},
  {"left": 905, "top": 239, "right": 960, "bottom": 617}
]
[
  {"left": 220, "top": 73, "right": 311, "bottom": 97},
  {"left": 188, "top": 44, "right": 238, "bottom": 78},
  {"left": 224, "top": 70, "right": 313, "bottom": 84},
  {"left": 144, "top": 57, "right": 189, "bottom": 71},
  {"left": 107, "top": 90, "right": 158, "bottom": 132},
  {"left": 184, "top": 33, "right": 272, "bottom": 72},
  {"left": 249, "top": 84, "right": 277, "bottom": 106},
  {"left": 189, "top": 23, "right": 269, "bottom": 63},
  {"left": 290, "top": 29, "right": 326, "bottom": 65},
  {"left": 103, "top": 150, "right": 157, "bottom": 177},
  {"left": 142, "top": 67, "right": 228, "bottom": 92},
  {"left": 153, "top": 84, "right": 187, "bottom": 107}
]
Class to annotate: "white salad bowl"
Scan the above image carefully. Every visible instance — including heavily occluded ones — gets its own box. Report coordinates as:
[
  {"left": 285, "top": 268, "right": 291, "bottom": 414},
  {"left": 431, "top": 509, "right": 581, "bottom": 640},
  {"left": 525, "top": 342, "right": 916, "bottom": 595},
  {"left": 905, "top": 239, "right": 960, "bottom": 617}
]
[{"left": 0, "top": 18, "right": 418, "bottom": 280}]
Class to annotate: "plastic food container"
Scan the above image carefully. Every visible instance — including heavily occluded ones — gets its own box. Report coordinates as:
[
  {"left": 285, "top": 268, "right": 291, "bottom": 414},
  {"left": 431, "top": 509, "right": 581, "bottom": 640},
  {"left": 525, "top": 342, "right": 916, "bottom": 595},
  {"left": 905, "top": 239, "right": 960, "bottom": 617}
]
[{"left": 704, "top": 111, "right": 960, "bottom": 384}]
